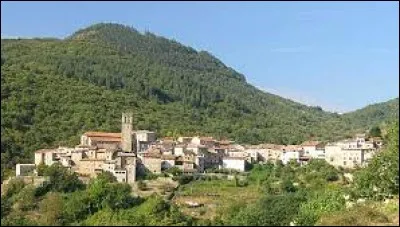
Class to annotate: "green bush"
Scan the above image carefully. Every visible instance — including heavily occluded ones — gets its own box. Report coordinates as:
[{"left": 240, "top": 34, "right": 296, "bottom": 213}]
[
  {"left": 12, "top": 185, "right": 37, "bottom": 211},
  {"left": 3, "top": 178, "right": 25, "bottom": 199},
  {"left": 295, "top": 188, "right": 346, "bottom": 226},
  {"left": 96, "top": 171, "right": 117, "bottom": 183},
  {"left": 39, "top": 163, "right": 85, "bottom": 193},
  {"left": 325, "top": 171, "right": 339, "bottom": 182},
  {"left": 137, "top": 180, "right": 147, "bottom": 191},
  {"left": 353, "top": 121, "right": 399, "bottom": 200},
  {"left": 166, "top": 167, "right": 183, "bottom": 176},
  {"left": 229, "top": 193, "right": 307, "bottom": 226},
  {"left": 178, "top": 175, "right": 194, "bottom": 185},
  {"left": 316, "top": 205, "right": 389, "bottom": 226}
]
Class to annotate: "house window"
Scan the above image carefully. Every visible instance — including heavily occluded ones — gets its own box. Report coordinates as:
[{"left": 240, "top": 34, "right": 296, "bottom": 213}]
[
  {"left": 349, "top": 157, "right": 352, "bottom": 160},
  {"left": 343, "top": 161, "right": 347, "bottom": 165}
]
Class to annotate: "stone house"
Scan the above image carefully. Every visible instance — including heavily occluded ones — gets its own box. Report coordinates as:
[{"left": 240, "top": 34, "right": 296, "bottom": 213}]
[
  {"left": 222, "top": 157, "right": 246, "bottom": 172},
  {"left": 300, "top": 141, "right": 326, "bottom": 159},
  {"left": 30, "top": 113, "right": 137, "bottom": 184}
]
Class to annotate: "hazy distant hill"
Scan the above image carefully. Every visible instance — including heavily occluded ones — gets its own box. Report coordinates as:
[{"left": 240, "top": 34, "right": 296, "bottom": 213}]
[{"left": 1, "top": 23, "right": 398, "bottom": 180}]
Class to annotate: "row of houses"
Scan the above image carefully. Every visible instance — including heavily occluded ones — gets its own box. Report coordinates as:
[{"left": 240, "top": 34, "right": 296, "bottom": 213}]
[
  {"left": 15, "top": 113, "right": 384, "bottom": 184},
  {"left": 137, "top": 133, "right": 382, "bottom": 174}
]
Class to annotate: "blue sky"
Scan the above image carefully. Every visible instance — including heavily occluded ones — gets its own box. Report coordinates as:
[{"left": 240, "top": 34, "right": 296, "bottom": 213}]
[{"left": 1, "top": 1, "right": 399, "bottom": 113}]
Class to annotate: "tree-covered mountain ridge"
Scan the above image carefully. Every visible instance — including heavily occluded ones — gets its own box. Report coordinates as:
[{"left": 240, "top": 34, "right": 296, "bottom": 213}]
[{"left": 1, "top": 23, "right": 398, "bottom": 179}]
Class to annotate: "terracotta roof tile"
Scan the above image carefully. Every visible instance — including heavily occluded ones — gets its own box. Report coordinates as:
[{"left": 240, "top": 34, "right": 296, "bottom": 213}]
[
  {"left": 83, "top": 132, "right": 121, "bottom": 138},
  {"left": 90, "top": 137, "right": 121, "bottom": 142}
]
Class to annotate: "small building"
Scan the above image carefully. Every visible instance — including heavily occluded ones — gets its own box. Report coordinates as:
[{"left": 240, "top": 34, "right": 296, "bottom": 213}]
[
  {"left": 325, "top": 144, "right": 369, "bottom": 169},
  {"left": 222, "top": 157, "right": 246, "bottom": 172},
  {"left": 16, "top": 164, "right": 36, "bottom": 176},
  {"left": 191, "top": 136, "right": 216, "bottom": 147},
  {"left": 281, "top": 149, "right": 301, "bottom": 165},
  {"left": 139, "top": 151, "right": 162, "bottom": 174},
  {"left": 300, "top": 141, "right": 325, "bottom": 159},
  {"left": 173, "top": 144, "right": 186, "bottom": 156},
  {"left": 135, "top": 130, "right": 157, "bottom": 153},
  {"left": 80, "top": 132, "right": 121, "bottom": 149},
  {"left": 161, "top": 154, "right": 176, "bottom": 171},
  {"left": 177, "top": 137, "right": 193, "bottom": 144},
  {"left": 113, "top": 169, "right": 127, "bottom": 183}
]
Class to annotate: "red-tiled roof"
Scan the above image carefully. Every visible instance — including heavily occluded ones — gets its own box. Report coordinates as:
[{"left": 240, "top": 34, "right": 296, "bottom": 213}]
[
  {"left": 90, "top": 137, "right": 121, "bottom": 142},
  {"left": 83, "top": 132, "right": 121, "bottom": 138}
]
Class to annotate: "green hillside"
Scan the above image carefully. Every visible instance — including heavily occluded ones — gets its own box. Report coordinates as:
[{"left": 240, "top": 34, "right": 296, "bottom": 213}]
[
  {"left": 1, "top": 23, "right": 398, "bottom": 181},
  {"left": 342, "top": 98, "right": 399, "bottom": 133}
]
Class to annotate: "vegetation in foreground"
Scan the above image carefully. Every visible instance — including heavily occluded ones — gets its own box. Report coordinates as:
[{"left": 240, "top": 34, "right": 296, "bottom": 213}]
[{"left": 1, "top": 121, "right": 398, "bottom": 226}]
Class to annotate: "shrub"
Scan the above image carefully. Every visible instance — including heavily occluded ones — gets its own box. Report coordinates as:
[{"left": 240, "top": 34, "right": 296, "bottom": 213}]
[
  {"left": 3, "top": 178, "right": 25, "bottom": 199},
  {"left": 281, "top": 178, "right": 297, "bottom": 193},
  {"left": 96, "top": 171, "right": 117, "bottom": 183},
  {"left": 325, "top": 171, "right": 339, "bottom": 182},
  {"left": 316, "top": 205, "right": 389, "bottom": 226},
  {"left": 12, "top": 185, "right": 37, "bottom": 211},
  {"left": 40, "top": 163, "right": 84, "bottom": 193},
  {"left": 178, "top": 175, "right": 193, "bottom": 185},
  {"left": 295, "top": 188, "right": 346, "bottom": 226},
  {"left": 166, "top": 167, "right": 183, "bottom": 176},
  {"left": 137, "top": 180, "right": 147, "bottom": 191},
  {"left": 229, "top": 193, "right": 307, "bottom": 226}
]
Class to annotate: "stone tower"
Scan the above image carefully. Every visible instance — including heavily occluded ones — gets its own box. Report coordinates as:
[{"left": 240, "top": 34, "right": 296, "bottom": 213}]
[
  {"left": 125, "top": 155, "right": 136, "bottom": 183},
  {"left": 121, "top": 112, "right": 134, "bottom": 152}
]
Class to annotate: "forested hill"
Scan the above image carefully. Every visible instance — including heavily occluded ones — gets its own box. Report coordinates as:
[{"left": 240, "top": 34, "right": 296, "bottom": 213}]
[
  {"left": 1, "top": 23, "right": 398, "bottom": 180},
  {"left": 342, "top": 98, "right": 399, "bottom": 132}
]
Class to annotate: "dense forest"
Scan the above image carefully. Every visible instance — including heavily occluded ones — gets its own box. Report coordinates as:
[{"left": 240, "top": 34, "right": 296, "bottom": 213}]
[
  {"left": 1, "top": 23, "right": 399, "bottom": 181},
  {"left": 1, "top": 121, "right": 398, "bottom": 226}
]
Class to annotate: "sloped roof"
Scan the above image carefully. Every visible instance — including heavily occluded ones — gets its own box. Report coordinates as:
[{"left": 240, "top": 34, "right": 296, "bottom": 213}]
[
  {"left": 90, "top": 137, "right": 121, "bottom": 142},
  {"left": 83, "top": 132, "right": 121, "bottom": 138}
]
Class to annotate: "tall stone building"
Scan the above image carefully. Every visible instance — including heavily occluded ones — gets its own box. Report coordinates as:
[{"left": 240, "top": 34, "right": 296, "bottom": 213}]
[{"left": 121, "top": 112, "right": 135, "bottom": 152}]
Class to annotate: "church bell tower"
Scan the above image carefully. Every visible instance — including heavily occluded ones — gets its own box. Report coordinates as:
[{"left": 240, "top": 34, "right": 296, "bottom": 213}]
[{"left": 121, "top": 112, "right": 134, "bottom": 152}]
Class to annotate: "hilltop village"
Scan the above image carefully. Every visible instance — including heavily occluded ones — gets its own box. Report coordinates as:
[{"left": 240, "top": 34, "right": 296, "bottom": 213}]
[{"left": 15, "top": 113, "right": 384, "bottom": 184}]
